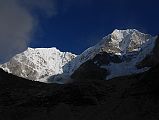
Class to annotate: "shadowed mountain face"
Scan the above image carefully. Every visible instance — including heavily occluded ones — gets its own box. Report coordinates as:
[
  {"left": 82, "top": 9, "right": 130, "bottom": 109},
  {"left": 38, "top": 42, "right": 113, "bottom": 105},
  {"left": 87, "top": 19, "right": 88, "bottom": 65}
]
[
  {"left": 136, "top": 35, "right": 159, "bottom": 68},
  {"left": 71, "top": 52, "right": 122, "bottom": 80},
  {"left": 0, "top": 63, "right": 159, "bottom": 120}
]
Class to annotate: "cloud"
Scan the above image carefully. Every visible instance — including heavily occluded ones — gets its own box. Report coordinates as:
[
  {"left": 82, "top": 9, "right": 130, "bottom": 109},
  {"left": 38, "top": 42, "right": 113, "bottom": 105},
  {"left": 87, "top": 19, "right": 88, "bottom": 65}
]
[{"left": 0, "top": 0, "right": 56, "bottom": 63}]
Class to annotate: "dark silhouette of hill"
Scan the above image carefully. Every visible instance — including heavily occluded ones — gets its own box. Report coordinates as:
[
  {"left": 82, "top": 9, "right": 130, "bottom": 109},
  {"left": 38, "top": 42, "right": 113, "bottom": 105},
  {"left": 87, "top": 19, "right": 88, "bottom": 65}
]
[{"left": 0, "top": 64, "right": 159, "bottom": 120}]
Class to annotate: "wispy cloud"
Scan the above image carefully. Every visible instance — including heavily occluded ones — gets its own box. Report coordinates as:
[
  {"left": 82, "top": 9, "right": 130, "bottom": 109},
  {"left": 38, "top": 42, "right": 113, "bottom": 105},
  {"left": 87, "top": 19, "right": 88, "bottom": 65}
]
[{"left": 0, "top": 0, "right": 56, "bottom": 63}]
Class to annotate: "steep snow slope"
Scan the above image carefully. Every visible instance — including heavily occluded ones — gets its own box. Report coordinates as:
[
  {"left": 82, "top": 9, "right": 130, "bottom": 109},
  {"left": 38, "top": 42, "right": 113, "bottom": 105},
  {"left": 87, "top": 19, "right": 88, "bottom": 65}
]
[
  {"left": 0, "top": 47, "right": 76, "bottom": 82},
  {"left": 66, "top": 29, "right": 157, "bottom": 79}
]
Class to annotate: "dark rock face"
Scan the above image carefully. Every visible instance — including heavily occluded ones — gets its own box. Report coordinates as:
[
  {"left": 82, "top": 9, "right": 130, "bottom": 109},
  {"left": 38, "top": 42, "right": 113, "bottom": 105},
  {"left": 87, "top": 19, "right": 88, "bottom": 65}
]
[
  {"left": 71, "top": 52, "right": 123, "bottom": 81},
  {"left": 136, "top": 36, "right": 159, "bottom": 69},
  {"left": 71, "top": 60, "right": 108, "bottom": 80},
  {"left": 92, "top": 52, "right": 122, "bottom": 65}
]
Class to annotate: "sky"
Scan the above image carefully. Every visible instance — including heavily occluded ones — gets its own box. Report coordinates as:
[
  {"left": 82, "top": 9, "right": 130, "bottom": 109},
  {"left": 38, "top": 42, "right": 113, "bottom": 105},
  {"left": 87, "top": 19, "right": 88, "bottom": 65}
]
[{"left": 0, "top": 0, "right": 159, "bottom": 63}]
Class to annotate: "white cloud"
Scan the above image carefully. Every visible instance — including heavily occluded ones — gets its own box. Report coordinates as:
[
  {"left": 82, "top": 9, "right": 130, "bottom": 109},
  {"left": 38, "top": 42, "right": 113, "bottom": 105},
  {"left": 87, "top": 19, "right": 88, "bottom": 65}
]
[{"left": 0, "top": 0, "right": 56, "bottom": 63}]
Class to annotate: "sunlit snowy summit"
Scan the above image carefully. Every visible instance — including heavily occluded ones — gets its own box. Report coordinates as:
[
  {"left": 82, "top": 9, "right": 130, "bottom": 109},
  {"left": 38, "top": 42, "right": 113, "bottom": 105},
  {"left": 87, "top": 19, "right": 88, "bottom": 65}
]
[{"left": 0, "top": 48, "right": 76, "bottom": 82}]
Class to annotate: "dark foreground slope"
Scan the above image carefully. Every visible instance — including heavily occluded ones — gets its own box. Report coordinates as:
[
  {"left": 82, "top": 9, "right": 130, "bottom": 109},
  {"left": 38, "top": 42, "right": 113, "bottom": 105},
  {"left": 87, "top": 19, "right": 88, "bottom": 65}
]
[{"left": 0, "top": 65, "right": 159, "bottom": 120}]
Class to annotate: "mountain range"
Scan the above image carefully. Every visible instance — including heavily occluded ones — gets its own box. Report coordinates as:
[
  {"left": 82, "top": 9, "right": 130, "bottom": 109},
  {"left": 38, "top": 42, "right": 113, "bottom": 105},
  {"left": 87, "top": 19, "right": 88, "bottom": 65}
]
[
  {"left": 0, "top": 29, "right": 159, "bottom": 120},
  {"left": 0, "top": 29, "right": 159, "bottom": 83}
]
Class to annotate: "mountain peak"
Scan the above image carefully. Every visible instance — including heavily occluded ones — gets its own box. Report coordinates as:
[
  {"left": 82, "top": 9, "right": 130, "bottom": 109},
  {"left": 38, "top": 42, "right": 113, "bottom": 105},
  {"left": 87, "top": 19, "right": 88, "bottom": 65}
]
[
  {"left": 101, "top": 29, "right": 154, "bottom": 55},
  {"left": 26, "top": 47, "right": 61, "bottom": 52},
  {"left": 111, "top": 29, "right": 141, "bottom": 41},
  {"left": 0, "top": 47, "right": 76, "bottom": 82},
  {"left": 112, "top": 29, "right": 138, "bottom": 33},
  {"left": 67, "top": 29, "right": 157, "bottom": 80}
]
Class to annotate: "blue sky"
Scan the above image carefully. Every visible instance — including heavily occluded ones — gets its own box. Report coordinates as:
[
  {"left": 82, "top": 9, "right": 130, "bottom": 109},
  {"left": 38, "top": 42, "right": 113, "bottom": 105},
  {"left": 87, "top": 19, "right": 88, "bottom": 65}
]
[
  {"left": 29, "top": 0, "right": 159, "bottom": 54},
  {"left": 0, "top": 0, "right": 159, "bottom": 63}
]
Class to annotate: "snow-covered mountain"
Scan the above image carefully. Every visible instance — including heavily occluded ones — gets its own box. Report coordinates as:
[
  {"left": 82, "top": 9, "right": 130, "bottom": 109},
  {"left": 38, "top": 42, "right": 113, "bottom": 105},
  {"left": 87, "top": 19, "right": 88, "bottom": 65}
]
[
  {"left": 0, "top": 29, "right": 158, "bottom": 83},
  {"left": 0, "top": 47, "right": 76, "bottom": 82},
  {"left": 68, "top": 29, "right": 158, "bottom": 80}
]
